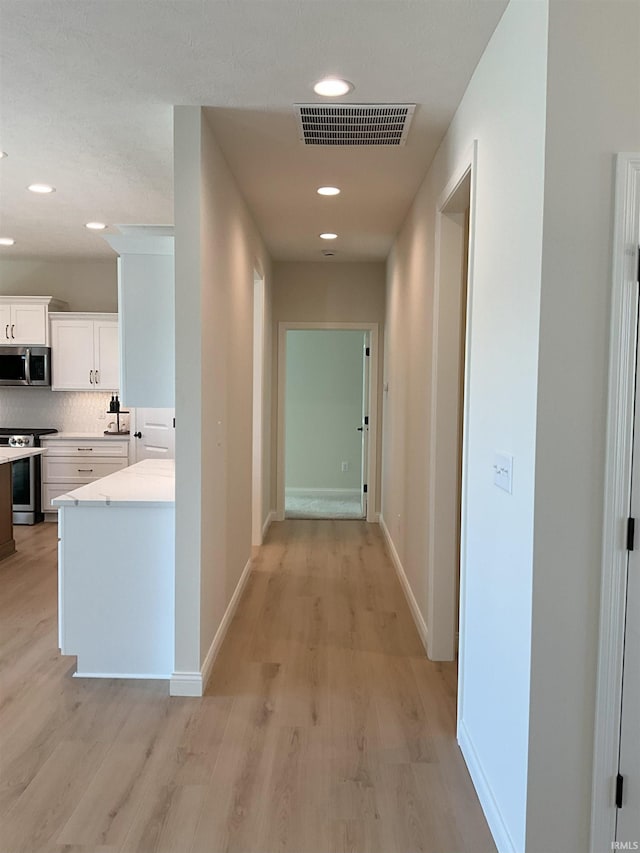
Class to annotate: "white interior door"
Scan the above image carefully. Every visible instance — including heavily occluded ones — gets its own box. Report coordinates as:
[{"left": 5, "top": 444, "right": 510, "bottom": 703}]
[
  {"left": 618, "top": 321, "right": 640, "bottom": 842},
  {"left": 132, "top": 408, "right": 175, "bottom": 463},
  {"left": 360, "top": 333, "right": 370, "bottom": 518}
]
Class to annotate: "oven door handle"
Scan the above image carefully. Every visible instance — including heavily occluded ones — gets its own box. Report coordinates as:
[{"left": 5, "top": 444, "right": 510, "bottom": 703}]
[{"left": 24, "top": 348, "right": 31, "bottom": 385}]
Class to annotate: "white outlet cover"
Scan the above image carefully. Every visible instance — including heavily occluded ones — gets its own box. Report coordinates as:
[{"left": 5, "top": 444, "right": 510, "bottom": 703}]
[{"left": 493, "top": 452, "right": 513, "bottom": 493}]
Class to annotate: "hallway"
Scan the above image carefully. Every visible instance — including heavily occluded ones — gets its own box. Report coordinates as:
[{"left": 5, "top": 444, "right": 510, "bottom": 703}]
[{"left": 1, "top": 520, "right": 495, "bottom": 853}]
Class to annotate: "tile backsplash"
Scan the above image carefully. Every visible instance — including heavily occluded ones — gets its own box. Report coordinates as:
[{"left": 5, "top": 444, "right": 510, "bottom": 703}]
[{"left": 0, "top": 389, "right": 114, "bottom": 432}]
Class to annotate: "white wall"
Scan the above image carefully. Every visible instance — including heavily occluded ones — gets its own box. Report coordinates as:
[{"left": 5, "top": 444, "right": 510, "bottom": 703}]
[
  {"left": 174, "top": 106, "right": 272, "bottom": 682},
  {"left": 0, "top": 258, "right": 117, "bottom": 311},
  {"left": 527, "top": 3, "right": 640, "bottom": 851},
  {"left": 382, "top": 3, "right": 548, "bottom": 850},
  {"left": 272, "top": 261, "right": 385, "bottom": 511},
  {"left": 285, "top": 330, "right": 364, "bottom": 492}
]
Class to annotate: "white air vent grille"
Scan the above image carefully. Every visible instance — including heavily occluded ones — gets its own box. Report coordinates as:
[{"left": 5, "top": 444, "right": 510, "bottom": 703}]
[{"left": 295, "top": 104, "right": 416, "bottom": 146}]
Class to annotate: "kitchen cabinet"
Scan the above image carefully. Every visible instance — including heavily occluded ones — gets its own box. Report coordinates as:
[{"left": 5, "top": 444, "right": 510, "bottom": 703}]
[
  {"left": 53, "top": 459, "right": 174, "bottom": 677},
  {"left": 50, "top": 313, "right": 119, "bottom": 391},
  {"left": 0, "top": 297, "right": 67, "bottom": 345},
  {"left": 40, "top": 436, "right": 129, "bottom": 516},
  {"left": 103, "top": 226, "right": 174, "bottom": 408}
]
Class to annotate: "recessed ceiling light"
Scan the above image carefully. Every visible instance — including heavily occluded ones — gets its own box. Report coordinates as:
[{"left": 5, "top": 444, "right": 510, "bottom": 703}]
[
  {"left": 85, "top": 222, "right": 107, "bottom": 230},
  {"left": 0, "top": 237, "right": 15, "bottom": 246},
  {"left": 0, "top": 152, "right": 7, "bottom": 159},
  {"left": 320, "top": 232, "right": 338, "bottom": 240},
  {"left": 28, "top": 183, "right": 55, "bottom": 194},
  {"left": 313, "top": 77, "right": 353, "bottom": 97},
  {"left": 317, "top": 186, "right": 341, "bottom": 196}
]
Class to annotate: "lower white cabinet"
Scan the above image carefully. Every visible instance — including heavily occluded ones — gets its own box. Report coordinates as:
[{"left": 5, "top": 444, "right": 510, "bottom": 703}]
[{"left": 41, "top": 437, "right": 129, "bottom": 514}]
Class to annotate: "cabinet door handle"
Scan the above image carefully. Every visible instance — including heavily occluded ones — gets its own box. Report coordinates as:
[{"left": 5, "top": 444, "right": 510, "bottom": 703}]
[
  {"left": 89, "top": 369, "right": 94, "bottom": 384},
  {"left": 5, "top": 324, "right": 8, "bottom": 339},
  {"left": 77, "top": 447, "right": 94, "bottom": 451},
  {"left": 95, "top": 369, "right": 100, "bottom": 384},
  {"left": 77, "top": 468, "right": 94, "bottom": 473},
  {"left": 11, "top": 324, "right": 15, "bottom": 339}
]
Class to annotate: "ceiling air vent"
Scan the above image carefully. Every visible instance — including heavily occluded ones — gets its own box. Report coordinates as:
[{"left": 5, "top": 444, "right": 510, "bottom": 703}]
[{"left": 295, "top": 104, "right": 416, "bottom": 146}]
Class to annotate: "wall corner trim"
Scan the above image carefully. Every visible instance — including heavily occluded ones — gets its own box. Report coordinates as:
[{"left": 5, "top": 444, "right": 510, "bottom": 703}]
[
  {"left": 379, "top": 514, "right": 428, "bottom": 653},
  {"left": 458, "top": 719, "right": 516, "bottom": 853}
]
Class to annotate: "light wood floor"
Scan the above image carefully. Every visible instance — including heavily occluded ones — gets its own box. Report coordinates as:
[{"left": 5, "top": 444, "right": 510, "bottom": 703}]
[{"left": 1, "top": 519, "right": 496, "bottom": 853}]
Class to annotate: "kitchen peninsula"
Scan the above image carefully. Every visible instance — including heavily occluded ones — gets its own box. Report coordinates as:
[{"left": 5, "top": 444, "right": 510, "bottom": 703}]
[
  {"left": 53, "top": 458, "right": 175, "bottom": 679},
  {"left": 0, "top": 448, "right": 45, "bottom": 561}
]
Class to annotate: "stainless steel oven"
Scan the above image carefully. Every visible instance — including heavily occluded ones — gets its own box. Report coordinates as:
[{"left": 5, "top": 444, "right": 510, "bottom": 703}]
[
  {"left": 0, "top": 346, "right": 51, "bottom": 386},
  {"left": 0, "top": 429, "right": 57, "bottom": 524}
]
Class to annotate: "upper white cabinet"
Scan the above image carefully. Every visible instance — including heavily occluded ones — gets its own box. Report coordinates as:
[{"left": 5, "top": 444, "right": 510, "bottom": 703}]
[
  {"left": 50, "top": 313, "right": 119, "bottom": 391},
  {"left": 0, "top": 296, "right": 67, "bottom": 345},
  {"left": 0, "top": 305, "right": 9, "bottom": 340},
  {"left": 103, "top": 226, "right": 174, "bottom": 408}
]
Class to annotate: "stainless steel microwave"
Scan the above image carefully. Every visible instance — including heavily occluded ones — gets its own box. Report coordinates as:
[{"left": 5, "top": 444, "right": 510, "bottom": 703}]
[{"left": 0, "top": 346, "right": 51, "bottom": 386}]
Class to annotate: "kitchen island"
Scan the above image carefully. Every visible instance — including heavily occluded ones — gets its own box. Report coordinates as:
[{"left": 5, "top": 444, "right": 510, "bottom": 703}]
[
  {"left": 53, "top": 458, "right": 175, "bottom": 679},
  {"left": 0, "top": 448, "right": 45, "bottom": 561}
]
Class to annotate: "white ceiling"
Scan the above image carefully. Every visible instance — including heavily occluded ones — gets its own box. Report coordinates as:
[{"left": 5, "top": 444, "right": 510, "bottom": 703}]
[{"left": 0, "top": 0, "right": 507, "bottom": 262}]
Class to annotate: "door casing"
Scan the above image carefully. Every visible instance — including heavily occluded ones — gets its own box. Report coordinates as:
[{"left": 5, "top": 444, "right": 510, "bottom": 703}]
[{"left": 591, "top": 152, "right": 640, "bottom": 852}]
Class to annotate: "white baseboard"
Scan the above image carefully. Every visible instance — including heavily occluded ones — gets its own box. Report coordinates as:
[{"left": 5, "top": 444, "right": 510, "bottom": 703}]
[
  {"left": 201, "top": 553, "right": 253, "bottom": 690},
  {"left": 74, "top": 671, "right": 171, "bottom": 680},
  {"left": 285, "top": 487, "right": 360, "bottom": 500},
  {"left": 171, "top": 554, "right": 254, "bottom": 697},
  {"left": 458, "top": 719, "right": 516, "bottom": 853},
  {"left": 379, "top": 514, "right": 429, "bottom": 653},
  {"left": 262, "top": 510, "right": 275, "bottom": 539},
  {"left": 170, "top": 672, "right": 203, "bottom": 697}
]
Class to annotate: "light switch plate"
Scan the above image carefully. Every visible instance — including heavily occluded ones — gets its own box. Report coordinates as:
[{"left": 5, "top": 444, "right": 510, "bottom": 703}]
[{"left": 493, "top": 452, "right": 513, "bottom": 493}]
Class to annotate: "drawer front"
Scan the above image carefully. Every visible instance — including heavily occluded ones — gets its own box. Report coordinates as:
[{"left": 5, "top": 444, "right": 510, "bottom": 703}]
[
  {"left": 43, "top": 484, "right": 74, "bottom": 511},
  {"left": 41, "top": 440, "right": 129, "bottom": 458},
  {"left": 43, "top": 458, "right": 128, "bottom": 484}
]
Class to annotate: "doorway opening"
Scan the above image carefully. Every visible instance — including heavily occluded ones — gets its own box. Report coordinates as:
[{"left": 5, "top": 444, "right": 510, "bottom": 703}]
[
  {"left": 276, "top": 322, "right": 379, "bottom": 522},
  {"left": 252, "top": 269, "right": 265, "bottom": 546},
  {"left": 284, "top": 329, "right": 366, "bottom": 519},
  {"left": 427, "top": 150, "right": 474, "bottom": 668}
]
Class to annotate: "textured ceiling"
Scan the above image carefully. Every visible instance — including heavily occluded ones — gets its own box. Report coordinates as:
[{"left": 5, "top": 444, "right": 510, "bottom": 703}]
[{"left": 0, "top": 0, "right": 507, "bottom": 262}]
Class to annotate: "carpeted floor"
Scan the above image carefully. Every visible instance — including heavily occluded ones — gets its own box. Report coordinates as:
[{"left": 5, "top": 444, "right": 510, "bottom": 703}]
[{"left": 285, "top": 494, "right": 364, "bottom": 519}]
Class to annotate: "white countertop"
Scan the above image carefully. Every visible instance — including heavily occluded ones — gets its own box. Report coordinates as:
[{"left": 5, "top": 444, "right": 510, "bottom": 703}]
[
  {"left": 0, "top": 447, "right": 45, "bottom": 464},
  {"left": 52, "top": 458, "right": 174, "bottom": 508},
  {"left": 42, "top": 432, "right": 130, "bottom": 440}
]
